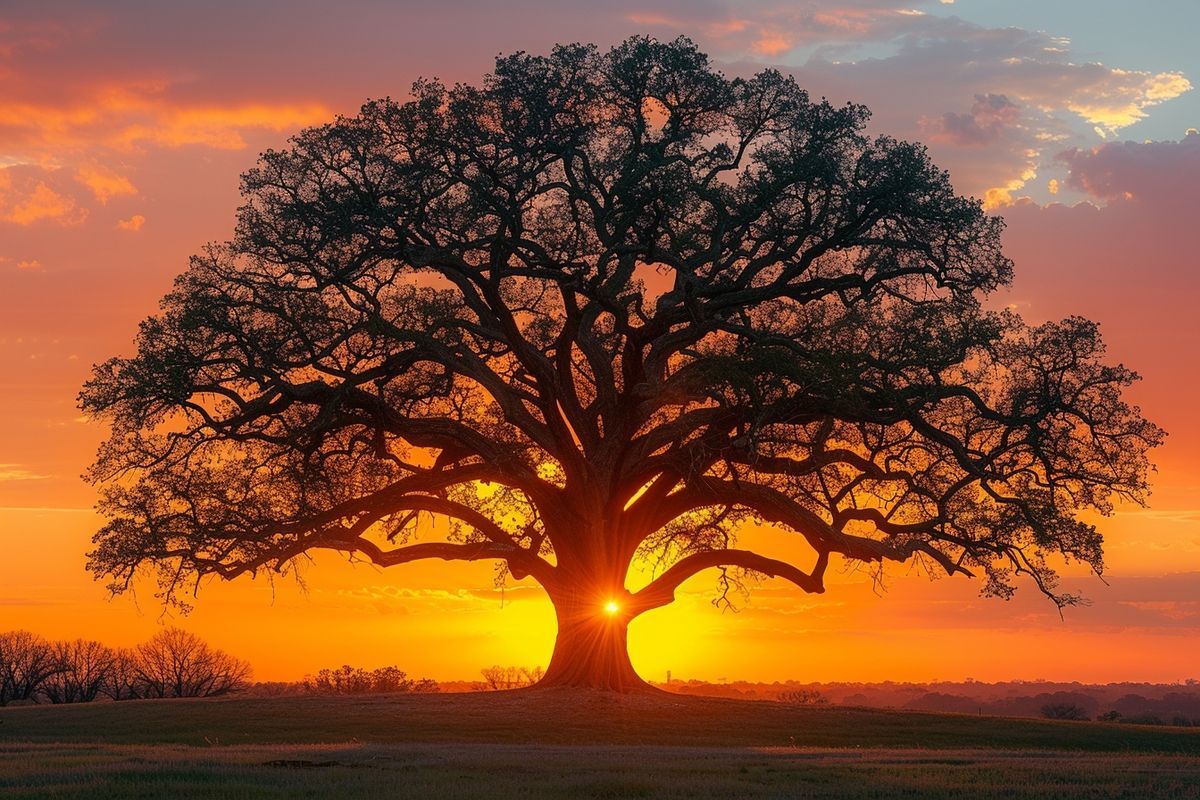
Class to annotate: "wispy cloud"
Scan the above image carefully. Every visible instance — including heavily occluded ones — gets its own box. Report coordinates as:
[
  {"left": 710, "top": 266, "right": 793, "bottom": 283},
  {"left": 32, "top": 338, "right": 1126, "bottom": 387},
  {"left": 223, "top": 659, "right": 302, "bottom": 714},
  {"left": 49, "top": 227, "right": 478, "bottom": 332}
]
[{"left": 0, "top": 464, "right": 51, "bottom": 482}]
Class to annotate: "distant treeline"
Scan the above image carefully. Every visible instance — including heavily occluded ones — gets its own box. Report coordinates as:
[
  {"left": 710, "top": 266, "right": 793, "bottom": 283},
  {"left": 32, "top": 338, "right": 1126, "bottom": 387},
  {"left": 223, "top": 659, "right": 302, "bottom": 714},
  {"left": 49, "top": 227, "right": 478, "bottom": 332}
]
[
  {"left": 662, "top": 679, "right": 1200, "bottom": 727},
  {"left": 0, "top": 629, "right": 453, "bottom": 705},
  {"left": 248, "top": 665, "right": 543, "bottom": 696},
  {"left": 2, "top": 627, "right": 555, "bottom": 706},
  {"left": 0, "top": 628, "right": 250, "bottom": 706},
  {"left": 252, "top": 664, "right": 440, "bottom": 696}
]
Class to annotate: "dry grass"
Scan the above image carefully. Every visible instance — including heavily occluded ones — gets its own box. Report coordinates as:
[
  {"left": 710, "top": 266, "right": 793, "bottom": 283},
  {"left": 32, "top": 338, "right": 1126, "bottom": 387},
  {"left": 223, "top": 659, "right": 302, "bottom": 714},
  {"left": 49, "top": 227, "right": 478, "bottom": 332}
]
[
  {"left": 3, "top": 741, "right": 1199, "bottom": 799},
  {"left": 3, "top": 690, "right": 1199, "bottom": 798},
  {"left": 4, "top": 688, "right": 1200, "bottom": 750}
]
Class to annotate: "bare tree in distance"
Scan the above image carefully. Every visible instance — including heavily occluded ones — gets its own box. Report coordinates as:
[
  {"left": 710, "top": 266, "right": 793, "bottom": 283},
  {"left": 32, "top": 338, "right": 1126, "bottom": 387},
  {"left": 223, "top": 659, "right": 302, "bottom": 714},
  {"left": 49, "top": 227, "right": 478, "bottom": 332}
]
[
  {"left": 81, "top": 37, "right": 1162, "bottom": 690},
  {"left": 481, "top": 665, "right": 546, "bottom": 690},
  {"left": 41, "top": 639, "right": 117, "bottom": 704},
  {"left": 103, "top": 647, "right": 148, "bottom": 701},
  {"left": 0, "top": 631, "right": 63, "bottom": 706},
  {"left": 131, "top": 628, "right": 251, "bottom": 698}
]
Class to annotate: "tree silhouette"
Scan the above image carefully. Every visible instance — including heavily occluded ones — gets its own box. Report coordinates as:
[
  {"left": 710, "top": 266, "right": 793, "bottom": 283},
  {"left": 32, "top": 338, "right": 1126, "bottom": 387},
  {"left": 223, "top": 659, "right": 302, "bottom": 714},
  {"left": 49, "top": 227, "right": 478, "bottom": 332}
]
[
  {"left": 0, "top": 631, "right": 62, "bottom": 705},
  {"left": 81, "top": 37, "right": 1161, "bottom": 690},
  {"left": 42, "top": 639, "right": 117, "bottom": 704},
  {"left": 130, "top": 628, "right": 251, "bottom": 698}
]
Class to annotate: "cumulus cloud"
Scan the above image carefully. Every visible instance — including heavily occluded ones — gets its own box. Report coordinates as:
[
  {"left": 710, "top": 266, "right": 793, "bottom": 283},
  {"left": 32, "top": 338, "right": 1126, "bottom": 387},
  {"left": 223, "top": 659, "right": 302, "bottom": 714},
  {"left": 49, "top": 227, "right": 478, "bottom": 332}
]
[
  {"left": 927, "top": 94, "right": 1021, "bottom": 146},
  {"left": 0, "top": 168, "right": 83, "bottom": 225},
  {"left": 1059, "top": 129, "right": 1200, "bottom": 203},
  {"left": 0, "top": 19, "right": 332, "bottom": 180},
  {"left": 0, "top": 1, "right": 1188, "bottom": 212},
  {"left": 773, "top": 16, "right": 1192, "bottom": 204},
  {"left": 606, "top": 6, "right": 1193, "bottom": 206}
]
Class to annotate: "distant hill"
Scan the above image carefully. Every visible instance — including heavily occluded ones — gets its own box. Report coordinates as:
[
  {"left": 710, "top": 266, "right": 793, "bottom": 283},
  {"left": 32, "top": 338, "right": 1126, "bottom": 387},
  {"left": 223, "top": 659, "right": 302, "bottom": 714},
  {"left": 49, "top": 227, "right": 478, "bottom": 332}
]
[{"left": 653, "top": 679, "right": 1200, "bottom": 724}]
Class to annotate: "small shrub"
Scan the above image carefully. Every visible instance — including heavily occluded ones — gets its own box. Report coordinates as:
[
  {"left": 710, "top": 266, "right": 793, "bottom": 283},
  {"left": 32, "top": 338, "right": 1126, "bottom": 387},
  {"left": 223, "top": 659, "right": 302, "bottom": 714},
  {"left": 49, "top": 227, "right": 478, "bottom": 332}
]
[{"left": 1041, "top": 703, "right": 1089, "bottom": 721}]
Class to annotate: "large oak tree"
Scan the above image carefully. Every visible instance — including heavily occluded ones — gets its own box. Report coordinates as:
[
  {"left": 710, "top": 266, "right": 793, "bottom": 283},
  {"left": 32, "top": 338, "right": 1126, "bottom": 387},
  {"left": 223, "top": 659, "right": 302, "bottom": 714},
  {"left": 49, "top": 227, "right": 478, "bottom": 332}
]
[{"left": 81, "top": 38, "right": 1161, "bottom": 690}]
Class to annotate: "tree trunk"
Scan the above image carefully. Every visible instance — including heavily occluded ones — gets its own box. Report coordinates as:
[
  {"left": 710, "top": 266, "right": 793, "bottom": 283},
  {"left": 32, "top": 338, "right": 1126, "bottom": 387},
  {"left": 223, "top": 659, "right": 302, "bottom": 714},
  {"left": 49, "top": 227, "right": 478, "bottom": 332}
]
[{"left": 537, "top": 594, "right": 647, "bottom": 692}]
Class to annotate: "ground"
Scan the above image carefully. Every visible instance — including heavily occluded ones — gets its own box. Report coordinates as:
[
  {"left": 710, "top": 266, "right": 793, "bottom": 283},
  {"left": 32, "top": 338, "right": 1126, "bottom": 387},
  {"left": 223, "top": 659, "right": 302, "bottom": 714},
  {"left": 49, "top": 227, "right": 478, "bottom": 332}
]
[{"left": 2, "top": 690, "right": 1199, "bottom": 798}]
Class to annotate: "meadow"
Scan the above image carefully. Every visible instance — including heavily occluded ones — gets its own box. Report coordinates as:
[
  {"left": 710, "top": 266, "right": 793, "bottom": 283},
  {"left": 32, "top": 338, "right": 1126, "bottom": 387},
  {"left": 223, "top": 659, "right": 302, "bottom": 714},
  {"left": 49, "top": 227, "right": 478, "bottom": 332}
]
[{"left": 3, "top": 689, "right": 1199, "bottom": 798}]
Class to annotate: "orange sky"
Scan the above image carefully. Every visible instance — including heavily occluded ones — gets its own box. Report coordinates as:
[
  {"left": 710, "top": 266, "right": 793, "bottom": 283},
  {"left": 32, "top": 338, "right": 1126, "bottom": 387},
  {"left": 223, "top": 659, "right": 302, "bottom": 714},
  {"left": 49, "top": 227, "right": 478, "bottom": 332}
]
[{"left": 0, "top": 1, "right": 1197, "bottom": 683}]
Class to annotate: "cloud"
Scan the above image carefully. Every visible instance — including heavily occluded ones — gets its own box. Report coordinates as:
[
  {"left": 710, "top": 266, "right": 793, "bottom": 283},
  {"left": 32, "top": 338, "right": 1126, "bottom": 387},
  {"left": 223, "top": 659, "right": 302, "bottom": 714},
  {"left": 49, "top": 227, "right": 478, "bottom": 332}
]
[
  {"left": 623, "top": 2, "right": 956, "bottom": 61},
  {"left": 927, "top": 93, "right": 1021, "bottom": 147},
  {"left": 116, "top": 213, "right": 144, "bottom": 231},
  {"left": 0, "top": 88, "right": 332, "bottom": 157},
  {"left": 1058, "top": 129, "right": 1200, "bottom": 203},
  {"left": 603, "top": 6, "right": 1194, "bottom": 206},
  {"left": 0, "top": 21, "right": 332, "bottom": 169},
  {"left": 75, "top": 162, "right": 136, "bottom": 203},
  {"left": 1067, "top": 70, "right": 1193, "bottom": 136},
  {"left": 0, "top": 168, "right": 83, "bottom": 225},
  {"left": 15, "top": 258, "right": 42, "bottom": 270},
  {"left": 753, "top": 30, "right": 792, "bottom": 57},
  {"left": 748, "top": 13, "right": 1190, "bottom": 205},
  {"left": 0, "top": 463, "right": 50, "bottom": 482},
  {"left": 107, "top": 100, "right": 334, "bottom": 150},
  {"left": 324, "top": 583, "right": 545, "bottom": 615}
]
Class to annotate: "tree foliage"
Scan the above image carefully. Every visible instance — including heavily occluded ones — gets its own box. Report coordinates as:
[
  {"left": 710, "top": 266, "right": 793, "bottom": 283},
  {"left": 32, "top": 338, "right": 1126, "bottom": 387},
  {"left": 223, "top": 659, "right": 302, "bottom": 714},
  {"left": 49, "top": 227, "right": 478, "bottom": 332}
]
[{"left": 80, "top": 37, "right": 1161, "bottom": 686}]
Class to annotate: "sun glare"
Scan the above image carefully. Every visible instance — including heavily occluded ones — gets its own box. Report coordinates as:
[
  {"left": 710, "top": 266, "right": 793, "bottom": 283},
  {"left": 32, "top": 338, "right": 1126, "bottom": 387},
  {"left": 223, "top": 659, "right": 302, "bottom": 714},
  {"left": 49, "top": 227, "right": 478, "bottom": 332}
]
[{"left": 604, "top": 600, "right": 620, "bottom": 616}]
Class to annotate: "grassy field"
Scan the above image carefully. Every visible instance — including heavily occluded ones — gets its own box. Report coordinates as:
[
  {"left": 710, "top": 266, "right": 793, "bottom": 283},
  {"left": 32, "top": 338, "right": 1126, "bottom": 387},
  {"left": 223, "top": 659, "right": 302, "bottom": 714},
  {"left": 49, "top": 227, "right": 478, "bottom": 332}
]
[{"left": 3, "top": 690, "right": 1199, "bottom": 798}]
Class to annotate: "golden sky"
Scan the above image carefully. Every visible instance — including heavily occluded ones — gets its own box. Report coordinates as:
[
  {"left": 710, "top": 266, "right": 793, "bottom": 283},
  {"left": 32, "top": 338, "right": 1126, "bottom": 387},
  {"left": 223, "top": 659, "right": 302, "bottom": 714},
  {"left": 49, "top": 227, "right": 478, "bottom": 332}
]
[{"left": 1, "top": 0, "right": 1197, "bottom": 682}]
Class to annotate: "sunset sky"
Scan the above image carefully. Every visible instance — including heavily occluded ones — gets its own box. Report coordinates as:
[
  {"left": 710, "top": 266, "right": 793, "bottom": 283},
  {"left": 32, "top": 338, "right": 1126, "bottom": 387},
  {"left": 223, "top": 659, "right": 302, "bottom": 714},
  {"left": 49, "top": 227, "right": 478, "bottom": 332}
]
[{"left": 1, "top": 0, "right": 1197, "bottom": 684}]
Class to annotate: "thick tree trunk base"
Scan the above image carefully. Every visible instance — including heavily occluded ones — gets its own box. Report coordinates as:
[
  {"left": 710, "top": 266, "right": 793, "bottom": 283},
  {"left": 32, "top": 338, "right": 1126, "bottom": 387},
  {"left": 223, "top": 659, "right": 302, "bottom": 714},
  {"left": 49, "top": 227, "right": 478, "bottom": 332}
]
[{"left": 535, "top": 605, "right": 648, "bottom": 692}]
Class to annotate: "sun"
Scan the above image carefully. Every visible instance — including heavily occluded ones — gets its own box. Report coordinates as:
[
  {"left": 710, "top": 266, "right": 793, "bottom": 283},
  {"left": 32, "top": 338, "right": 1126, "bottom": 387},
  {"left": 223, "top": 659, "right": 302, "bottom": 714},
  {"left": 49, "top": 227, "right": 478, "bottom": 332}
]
[{"left": 604, "top": 600, "right": 620, "bottom": 616}]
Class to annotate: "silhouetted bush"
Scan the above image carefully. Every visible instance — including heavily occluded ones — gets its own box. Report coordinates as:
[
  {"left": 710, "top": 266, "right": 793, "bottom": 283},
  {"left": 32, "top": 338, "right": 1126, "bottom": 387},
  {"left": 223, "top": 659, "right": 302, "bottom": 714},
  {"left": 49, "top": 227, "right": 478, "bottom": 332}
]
[
  {"left": 302, "top": 665, "right": 438, "bottom": 695},
  {"left": 1041, "top": 703, "right": 1089, "bottom": 720}
]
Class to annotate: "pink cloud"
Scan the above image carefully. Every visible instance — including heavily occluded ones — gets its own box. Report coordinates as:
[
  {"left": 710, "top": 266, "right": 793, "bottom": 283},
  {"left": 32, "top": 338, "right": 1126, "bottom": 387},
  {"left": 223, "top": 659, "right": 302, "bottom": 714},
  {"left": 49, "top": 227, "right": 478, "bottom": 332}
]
[
  {"left": 927, "top": 93, "right": 1022, "bottom": 147},
  {"left": 752, "top": 30, "right": 792, "bottom": 57},
  {"left": 1059, "top": 129, "right": 1200, "bottom": 203}
]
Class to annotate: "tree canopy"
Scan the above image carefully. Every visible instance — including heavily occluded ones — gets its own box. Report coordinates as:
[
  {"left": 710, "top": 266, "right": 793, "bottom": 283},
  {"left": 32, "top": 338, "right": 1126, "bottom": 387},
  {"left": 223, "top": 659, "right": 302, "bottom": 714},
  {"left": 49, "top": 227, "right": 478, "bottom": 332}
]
[{"left": 81, "top": 37, "right": 1162, "bottom": 689}]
